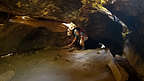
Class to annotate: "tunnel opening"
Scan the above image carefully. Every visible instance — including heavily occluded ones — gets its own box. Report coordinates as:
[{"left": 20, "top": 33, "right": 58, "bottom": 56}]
[
  {"left": 0, "top": 11, "right": 125, "bottom": 57},
  {"left": 82, "top": 12, "right": 124, "bottom": 56}
]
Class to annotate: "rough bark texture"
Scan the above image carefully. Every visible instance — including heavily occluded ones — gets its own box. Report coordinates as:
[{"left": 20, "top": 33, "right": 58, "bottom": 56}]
[{"left": 0, "top": 0, "right": 82, "bottom": 21}]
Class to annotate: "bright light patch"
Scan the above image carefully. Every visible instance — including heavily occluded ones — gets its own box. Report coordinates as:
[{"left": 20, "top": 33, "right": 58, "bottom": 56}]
[
  {"left": 62, "top": 22, "right": 76, "bottom": 30},
  {"left": 21, "top": 16, "right": 31, "bottom": 20}
]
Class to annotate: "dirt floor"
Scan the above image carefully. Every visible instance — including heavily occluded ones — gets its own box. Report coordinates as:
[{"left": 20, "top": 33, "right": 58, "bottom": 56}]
[{"left": 0, "top": 48, "right": 116, "bottom": 81}]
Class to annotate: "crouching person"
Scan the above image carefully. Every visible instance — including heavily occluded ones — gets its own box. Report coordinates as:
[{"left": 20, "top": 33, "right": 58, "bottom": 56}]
[{"left": 63, "top": 22, "right": 88, "bottom": 50}]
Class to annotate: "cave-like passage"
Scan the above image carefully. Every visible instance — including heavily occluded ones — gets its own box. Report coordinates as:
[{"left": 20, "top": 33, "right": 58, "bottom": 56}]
[{"left": 0, "top": 1, "right": 140, "bottom": 81}]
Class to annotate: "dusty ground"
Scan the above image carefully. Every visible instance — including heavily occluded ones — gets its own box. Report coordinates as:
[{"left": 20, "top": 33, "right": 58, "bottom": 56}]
[{"left": 0, "top": 48, "right": 115, "bottom": 81}]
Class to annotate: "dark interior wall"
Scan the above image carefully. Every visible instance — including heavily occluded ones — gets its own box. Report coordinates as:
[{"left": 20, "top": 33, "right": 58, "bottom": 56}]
[
  {"left": 106, "top": 0, "right": 144, "bottom": 77},
  {"left": 84, "top": 12, "right": 123, "bottom": 55},
  {"left": 0, "top": 12, "right": 9, "bottom": 23},
  {"left": 0, "top": 22, "right": 68, "bottom": 54},
  {"left": 106, "top": 0, "right": 144, "bottom": 31},
  {"left": 105, "top": 0, "right": 144, "bottom": 58},
  {"left": 127, "top": 26, "right": 144, "bottom": 59},
  {"left": 124, "top": 26, "right": 144, "bottom": 79}
]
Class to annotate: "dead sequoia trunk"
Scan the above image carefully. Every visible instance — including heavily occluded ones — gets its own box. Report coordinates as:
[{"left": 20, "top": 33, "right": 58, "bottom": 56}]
[{"left": 0, "top": 1, "right": 144, "bottom": 80}]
